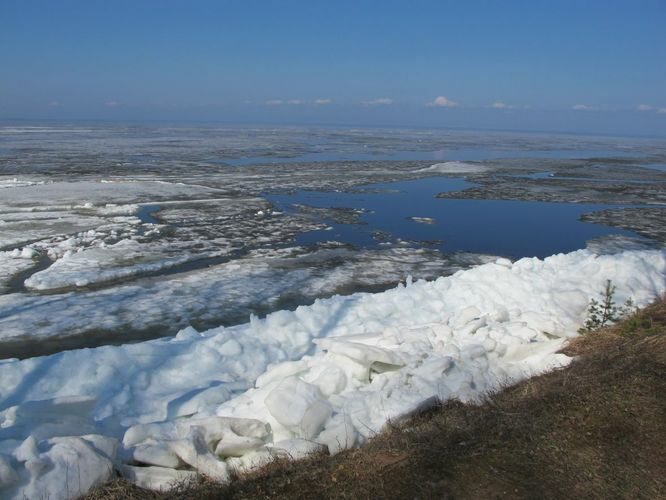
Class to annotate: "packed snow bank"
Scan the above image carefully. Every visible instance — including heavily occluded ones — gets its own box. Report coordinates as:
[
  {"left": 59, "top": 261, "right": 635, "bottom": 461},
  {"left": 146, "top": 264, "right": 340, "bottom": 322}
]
[{"left": 0, "top": 249, "right": 664, "bottom": 499}]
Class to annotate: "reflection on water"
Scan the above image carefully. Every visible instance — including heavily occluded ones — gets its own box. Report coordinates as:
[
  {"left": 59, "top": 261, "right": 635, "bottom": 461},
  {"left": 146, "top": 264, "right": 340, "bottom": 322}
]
[{"left": 266, "top": 177, "right": 641, "bottom": 259}]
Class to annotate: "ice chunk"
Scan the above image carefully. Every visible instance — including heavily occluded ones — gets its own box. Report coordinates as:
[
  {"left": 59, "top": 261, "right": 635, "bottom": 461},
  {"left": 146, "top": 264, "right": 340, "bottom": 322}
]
[
  {"left": 119, "top": 464, "right": 197, "bottom": 491},
  {"left": 214, "top": 434, "right": 266, "bottom": 457},
  {"left": 10, "top": 436, "right": 115, "bottom": 500},
  {"left": 265, "top": 377, "right": 332, "bottom": 439},
  {"left": 168, "top": 426, "right": 230, "bottom": 482},
  {"left": 316, "top": 415, "right": 357, "bottom": 454},
  {"left": 270, "top": 438, "right": 326, "bottom": 459},
  {"left": 130, "top": 442, "right": 183, "bottom": 469},
  {"left": 315, "top": 339, "right": 405, "bottom": 369}
]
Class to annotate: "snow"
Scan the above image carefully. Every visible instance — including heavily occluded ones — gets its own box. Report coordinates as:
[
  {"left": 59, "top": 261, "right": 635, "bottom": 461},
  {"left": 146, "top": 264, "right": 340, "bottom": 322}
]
[
  {"left": 417, "top": 161, "right": 488, "bottom": 174},
  {"left": 408, "top": 216, "right": 436, "bottom": 225},
  {"left": 0, "top": 250, "right": 38, "bottom": 294},
  {"left": 0, "top": 247, "right": 492, "bottom": 346},
  {"left": 0, "top": 178, "right": 47, "bottom": 189},
  {"left": 23, "top": 239, "right": 224, "bottom": 291},
  {"left": 0, "top": 249, "right": 664, "bottom": 499},
  {"left": 0, "top": 180, "right": 222, "bottom": 207}
]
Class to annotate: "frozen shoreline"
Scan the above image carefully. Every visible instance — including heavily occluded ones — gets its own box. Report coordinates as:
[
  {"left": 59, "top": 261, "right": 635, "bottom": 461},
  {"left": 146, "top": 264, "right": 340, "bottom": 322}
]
[
  {"left": 1, "top": 125, "right": 665, "bottom": 497},
  {"left": 0, "top": 248, "right": 664, "bottom": 498}
]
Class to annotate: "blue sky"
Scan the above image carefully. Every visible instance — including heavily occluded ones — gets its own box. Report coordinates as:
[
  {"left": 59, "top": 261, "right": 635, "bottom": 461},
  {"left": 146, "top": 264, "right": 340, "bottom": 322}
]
[{"left": 1, "top": 0, "right": 665, "bottom": 135}]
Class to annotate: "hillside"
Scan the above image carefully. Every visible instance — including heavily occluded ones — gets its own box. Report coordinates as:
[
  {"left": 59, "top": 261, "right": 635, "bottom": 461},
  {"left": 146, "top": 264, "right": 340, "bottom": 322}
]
[{"left": 88, "top": 297, "right": 666, "bottom": 499}]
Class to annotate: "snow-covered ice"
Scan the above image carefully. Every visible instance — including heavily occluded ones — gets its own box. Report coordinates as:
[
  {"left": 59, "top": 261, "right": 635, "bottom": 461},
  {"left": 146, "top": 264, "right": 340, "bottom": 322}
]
[
  {"left": 0, "top": 180, "right": 223, "bottom": 208},
  {"left": 417, "top": 161, "right": 488, "bottom": 174},
  {"left": 0, "top": 247, "right": 493, "bottom": 348},
  {"left": 0, "top": 249, "right": 664, "bottom": 499},
  {"left": 0, "top": 250, "right": 38, "bottom": 294},
  {"left": 23, "top": 239, "right": 226, "bottom": 291}
]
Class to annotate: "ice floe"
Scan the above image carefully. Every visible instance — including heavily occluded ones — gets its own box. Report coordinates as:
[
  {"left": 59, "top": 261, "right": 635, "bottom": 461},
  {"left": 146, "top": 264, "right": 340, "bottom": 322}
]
[
  {"left": 0, "top": 250, "right": 38, "bottom": 294},
  {"left": 417, "top": 161, "right": 488, "bottom": 174},
  {"left": 23, "top": 239, "right": 225, "bottom": 291},
  {"left": 0, "top": 247, "right": 492, "bottom": 351},
  {"left": 0, "top": 249, "right": 664, "bottom": 499},
  {"left": 0, "top": 178, "right": 47, "bottom": 189}
]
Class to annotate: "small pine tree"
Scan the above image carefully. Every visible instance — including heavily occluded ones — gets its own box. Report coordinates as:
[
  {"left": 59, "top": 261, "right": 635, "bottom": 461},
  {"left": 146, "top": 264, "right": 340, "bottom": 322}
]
[{"left": 580, "top": 280, "right": 635, "bottom": 333}]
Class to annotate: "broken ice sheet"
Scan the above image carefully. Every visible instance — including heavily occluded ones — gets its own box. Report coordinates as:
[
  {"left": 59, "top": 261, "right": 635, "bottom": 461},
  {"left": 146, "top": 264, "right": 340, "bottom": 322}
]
[{"left": 0, "top": 247, "right": 496, "bottom": 357}]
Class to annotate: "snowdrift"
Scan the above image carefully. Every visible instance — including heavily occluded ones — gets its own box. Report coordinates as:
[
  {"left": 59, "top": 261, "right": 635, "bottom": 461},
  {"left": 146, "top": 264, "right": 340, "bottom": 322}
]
[{"left": 0, "top": 249, "right": 664, "bottom": 498}]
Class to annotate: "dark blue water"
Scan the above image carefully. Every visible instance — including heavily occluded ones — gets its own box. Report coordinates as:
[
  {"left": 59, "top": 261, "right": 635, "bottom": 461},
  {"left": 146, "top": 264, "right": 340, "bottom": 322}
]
[{"left": 266, "top": 177, "right": 640, "bottom": 259}]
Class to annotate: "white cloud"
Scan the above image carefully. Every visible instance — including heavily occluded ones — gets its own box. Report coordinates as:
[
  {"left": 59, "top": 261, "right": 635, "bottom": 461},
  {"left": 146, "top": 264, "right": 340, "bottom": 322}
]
[
  {"left": 363, "top": 98, "right": 394, "bottom": 106},
  {"left": 265, "top": 99, "right": 283, "bottom": 106},
  {"left": 427, "top": 96, "right": 458, "bottom": 108},
  {"left": 287, "top": 99, "right": 304, "bottom": 105},
  {"left": 314, "top": 98, "right": 332, "bottom": 105},
  {"left": 637, "top": 104, "right": 653, "bottom": 111},
  {"left": 658, "top": 108, "right": 666, "bottom": 114},
  {"left": 105, "top": 101, "right": 119, "bottom": 108},
  {"left": 491, "top": 102, "right": 513, "bottom": 109},
  {"left": 48, "top": 101, "right": 61, "bottom": 107},
  {"left": 572, "top": 104, "right": 595, "bottom": 111}
]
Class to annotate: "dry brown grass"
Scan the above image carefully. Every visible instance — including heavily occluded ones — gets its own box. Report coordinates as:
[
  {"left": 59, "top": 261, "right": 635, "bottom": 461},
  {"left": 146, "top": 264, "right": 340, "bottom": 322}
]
[{"left": 86, "top": 297, "right": 666, "bottom": 500}]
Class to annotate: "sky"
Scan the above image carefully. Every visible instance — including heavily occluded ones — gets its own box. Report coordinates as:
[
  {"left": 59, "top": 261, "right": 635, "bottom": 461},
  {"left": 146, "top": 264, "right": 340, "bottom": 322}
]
[{"left": 1, "top": 0, "right": 665, "bottom": 136}]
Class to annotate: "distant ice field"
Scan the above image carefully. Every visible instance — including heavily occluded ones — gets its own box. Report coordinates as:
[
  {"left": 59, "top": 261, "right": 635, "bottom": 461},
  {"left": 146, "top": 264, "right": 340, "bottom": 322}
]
[
  {"left": 0, "top": 124, "right": 664, "bottom": 498},
  {"left": 0, "top": 124, "right": 664, "bottom": 358}
]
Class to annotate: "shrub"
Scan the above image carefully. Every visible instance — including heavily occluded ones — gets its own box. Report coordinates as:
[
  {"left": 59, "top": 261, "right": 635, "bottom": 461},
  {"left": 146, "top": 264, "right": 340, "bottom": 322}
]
[{"left": 580, "top": 280, "right": 635, "bottom": 333}]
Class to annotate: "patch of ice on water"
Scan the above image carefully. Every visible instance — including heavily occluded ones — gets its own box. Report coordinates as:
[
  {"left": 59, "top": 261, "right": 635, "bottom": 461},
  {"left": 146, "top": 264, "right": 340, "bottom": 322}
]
[
  {"left": 24, "top": 239, "right": 229, "bottom": 291},
  {"left": 0, "top": 247, "right": 492, "bottom": 345},
  {"left": 0, "top": 178, "right": 47, "bottom": 189},
  {"left": 417, "top": 161, "right": 488, "bottom": 174},
  {"left": 0, "top": 180, "right": 222, "bottom": 207},
  {"left": 0, "top": 250, "right": 38, "bottom": 294}
]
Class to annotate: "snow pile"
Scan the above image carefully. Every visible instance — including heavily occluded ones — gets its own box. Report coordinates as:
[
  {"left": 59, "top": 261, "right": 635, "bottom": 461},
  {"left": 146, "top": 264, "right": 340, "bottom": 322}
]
[{"left": 0, "top": 249, "right": 664, "bottom": 499}]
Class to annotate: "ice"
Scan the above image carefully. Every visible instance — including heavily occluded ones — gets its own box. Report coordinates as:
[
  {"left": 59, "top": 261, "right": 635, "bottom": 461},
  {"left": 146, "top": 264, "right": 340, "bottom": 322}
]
[
  {"left": 264, "top": 378, "right": 333, "bottom": 440},
  {"left": 0, "top": 249, "right": 664, "bottom": 498},
  {"left": 119, "top": 464, "right": 197, "bottom": 491},
  {"left": 270, "top": 438, "right": 326, "bottom": 459},
  {"left": 0, "top": 247, "right": 493, "bottom": 350},
  {"left": 0, "top": 180, "right": 222, "bottom": 208},
  {"left": 2, "top": 435, "right": 116, "bottom": 500},
  {"left": 0, "top": 178, "right": 47, "bottom": 189},
  {"left": 0, "top": 250, "right": 37, "bottom": 294},
  {"left": 417, "top": 161, "right": 488, "bottom": 174},
  {"left": 24, "top": 239, "right": 214, "bottom": 291},
  {"left": 408, "top": 216, "right": 436, "bottom": 224}
]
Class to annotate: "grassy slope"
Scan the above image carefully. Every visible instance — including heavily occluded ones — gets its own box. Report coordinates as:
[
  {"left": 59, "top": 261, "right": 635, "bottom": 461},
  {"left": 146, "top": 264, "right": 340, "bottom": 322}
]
[{"left": 88, "top": 298, "right": 666, "bottom": 500}]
